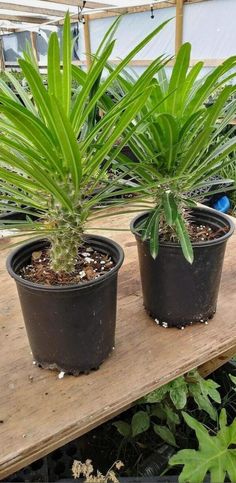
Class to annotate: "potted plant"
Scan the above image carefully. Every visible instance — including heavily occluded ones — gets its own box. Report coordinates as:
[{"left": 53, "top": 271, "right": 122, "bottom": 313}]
[
  {"left": 112, "top": 43, "right": 236, "bottom": 328},
  {"left": 0, "top": 15, "right": 172, "bottom": 374}
]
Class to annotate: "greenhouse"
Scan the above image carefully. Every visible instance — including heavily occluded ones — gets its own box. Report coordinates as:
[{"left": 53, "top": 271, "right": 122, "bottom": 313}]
[{"left": 0, "top": 1, "right": 236, "bottom": 482}]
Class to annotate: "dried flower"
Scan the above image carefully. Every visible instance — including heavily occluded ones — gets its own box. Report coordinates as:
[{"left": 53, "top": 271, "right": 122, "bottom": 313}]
[{"left": 72, "top": 460, "right": 124, "bottom": 483}]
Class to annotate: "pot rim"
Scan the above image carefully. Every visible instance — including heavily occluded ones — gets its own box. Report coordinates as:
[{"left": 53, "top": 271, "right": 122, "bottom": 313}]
[
  {"left": 130, "top": 206, "right": 235, "bottom": 248},
  {"left": 6, "top": 234, "right": 124, "bottom": 292}
]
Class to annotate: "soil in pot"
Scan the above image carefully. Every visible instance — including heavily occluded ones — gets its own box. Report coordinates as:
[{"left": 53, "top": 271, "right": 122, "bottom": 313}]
[
  {"left": 18, "top": 244, "right": 115, "bottom": 285},
  {"left": 7, "top": 235, "right": 124, "bottom": 375},
  {"left": 130, "top": 207, "right": 234, "bottom": 328}
]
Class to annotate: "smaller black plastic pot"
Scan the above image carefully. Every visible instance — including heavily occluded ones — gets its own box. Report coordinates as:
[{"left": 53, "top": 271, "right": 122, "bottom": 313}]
[
  {"left": 7, "top": 235, "right": 124, "bottom": 375},
  {"left": 0, "top": 208, "right": 38, "bottom": 221},
  {"left": 0, "top": 210, "right": 27, "bottom": 221},
  {"left": 130, "top": 207, "right": 234, "bottom": 328}
]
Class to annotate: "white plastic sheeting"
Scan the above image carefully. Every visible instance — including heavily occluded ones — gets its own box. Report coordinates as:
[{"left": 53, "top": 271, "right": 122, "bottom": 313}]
[
  {"left": 82, "top": 0, "right": 236, "bottom": 77},
  {"left": 88, "top": 8, "right": 175, "bottom": 59},
  {"left": 183, "top": 0, "right": 236, "bottom": 58},
  {"left": 3, "top": 29, "right": 52, "bottom": 63},
  {"left": 3, "top": 30, "right": 31, "bottom": 62},
  {"left": 3, "top": 23, "right": 82, "bottom": 65}
]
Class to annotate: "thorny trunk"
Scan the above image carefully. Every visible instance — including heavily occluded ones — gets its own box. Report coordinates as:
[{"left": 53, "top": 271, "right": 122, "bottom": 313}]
[{"left": 48, "top": 208, "right": 84, "bottom": 273}]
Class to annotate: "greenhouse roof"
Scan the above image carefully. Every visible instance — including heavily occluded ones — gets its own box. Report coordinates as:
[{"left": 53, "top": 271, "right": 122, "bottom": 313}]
[{"left": 0, "top": 0, "right": 175, "bottom": 32}]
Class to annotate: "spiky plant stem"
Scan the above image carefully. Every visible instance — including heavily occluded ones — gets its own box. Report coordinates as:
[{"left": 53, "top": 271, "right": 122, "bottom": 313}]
[{"left": 48, "top": 208, "right": 84, "bottom": 273}]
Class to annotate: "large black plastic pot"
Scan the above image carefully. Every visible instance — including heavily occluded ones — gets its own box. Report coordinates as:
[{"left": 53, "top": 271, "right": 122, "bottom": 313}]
[
  {"left": 7, "top": 235, "right": 124, "bottom": 375},
  {"left": 130, "top": 207, "right": 234, "bottom": 328}
]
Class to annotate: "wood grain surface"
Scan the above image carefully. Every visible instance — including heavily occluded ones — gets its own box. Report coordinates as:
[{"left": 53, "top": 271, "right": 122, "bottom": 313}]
[{"left": 0, "top": 211, "right": 236, "bottom": 479}]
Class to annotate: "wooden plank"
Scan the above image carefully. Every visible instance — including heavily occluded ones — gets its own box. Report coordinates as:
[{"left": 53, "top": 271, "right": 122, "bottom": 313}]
[
  {"left": 175, "top": 0, "right": 184, "bottom": 53},
  {"left": 0, "top": 14, "right": 47, "bottom": 23},
  {"left": 0, "top": 3, "right": 67, "bottom": 18},
  {"left": 71, "top": 59, "right": 229, "bottom": 67},
  {"left": 40, "top": 0, "right": 112, "bottom": 7},
  {"left": 199, "top": 347, "right": 236, "bottom": 377},
  {"left": 0, "top": 211, "right": 236, "bottom": 479},
  {"left": 87, "top": 2, "right": 176, "bottom": 20},
  {"left": 87, "top": 0, "right": 210, "bottom": 19},
  {"left": 4, "top": 58, "right": 228, "bottom": 68},
  {"left": 83, "top": 17, "right": 92, "bottom": 70},
  {"left": 0, "top": 37, "right": 5, "bottom": 71},
  {"left": 30, "top": 32, "right": 38, "bottom": 62}
]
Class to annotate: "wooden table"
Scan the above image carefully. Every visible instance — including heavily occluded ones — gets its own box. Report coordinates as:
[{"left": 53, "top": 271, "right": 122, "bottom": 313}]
[{"left": 0, "top": 212, "right": 236, "bottom": 479}]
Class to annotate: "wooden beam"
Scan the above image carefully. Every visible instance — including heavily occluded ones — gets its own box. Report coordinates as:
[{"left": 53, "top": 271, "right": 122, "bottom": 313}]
[
  {"left": 0, "top": 3, "right": 66, "bottom": 18},
  {"left": 30, "top": 32, "right": 38, "bottom": 62},
  {"left": 0, "top": 0, "right": 212, "bottom": 29},
  {"left": 87, "top": 2, "right": 175, "bottom": 19},
  {"left": 87, "top": 0, "right": 210, "bottom": 20},
  {"left": 83, "top": 16, "right": 92, "bottom": 71},
  {"left": 38, "top": 0, "right": 112, "bottom": 7},
  {"left": 0, "top": 37, "right": 5, "bottom": 72},
  {"left": 0, "top": 14, "right": 47, "bottom": 24},
  {"left": 199, "top": 347, "right": 236, "bottom": 377},
  {"left": 4, "top": 58, "right": 228, "bottom": 68},
  {"left": 175, "top": 0, "right": 184, "bottom": 53}
]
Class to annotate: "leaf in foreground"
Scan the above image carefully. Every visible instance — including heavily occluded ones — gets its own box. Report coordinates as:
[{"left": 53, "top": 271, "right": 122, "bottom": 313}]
[{"left": 169, "top": 409, "right": 236, "bottom": 483}]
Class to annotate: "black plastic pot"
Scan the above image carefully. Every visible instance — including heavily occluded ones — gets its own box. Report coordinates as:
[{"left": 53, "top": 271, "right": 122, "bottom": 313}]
[
  {"left": 7, "top": 235, "right": 124, "bottom": 375},
  {"left": 0, "top": 208, "right": 38, "bottom": 221},
  {"left": 139, "top": 445, "right": 176, "bottom": 477},
  {"left": 130, "top": 207, "right": 234, "bottom": 328},
  {"left": 121, "top": 145, "right": 139, "bottom": 163},
  {"left": 0, "top": 210, "right": 28, "bottom": 221}
]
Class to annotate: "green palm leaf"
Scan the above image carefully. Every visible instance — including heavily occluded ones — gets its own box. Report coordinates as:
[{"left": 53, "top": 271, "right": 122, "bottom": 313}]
[
  {"left": 4, "top": 70, "right": 37, "bottom": 115},
  {"left": 167, "top": 42, "right": 191, "bottom": 114},
  {"left": 48, "top": 32, "right": 62, "bottom": 100},
  {"left": 49, "top": 96, "right": 82, "bottom": 194},
  {"left": 62, "top": 11, "right": 72, "bottom": 115}
]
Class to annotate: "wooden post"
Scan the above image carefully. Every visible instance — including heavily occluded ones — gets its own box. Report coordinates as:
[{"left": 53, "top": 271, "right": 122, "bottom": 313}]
[
  {"left": 175, "top": 0, "right": 184, "bottom": 54},
  {"left": 0, "top": 37, "right": 5, "bottom": 72},
  {"left": 83, "top": 17, "right": 92, "bottom": 71},
  {"left": 30, "top": 31, "right": 38, "bottom": 62}
]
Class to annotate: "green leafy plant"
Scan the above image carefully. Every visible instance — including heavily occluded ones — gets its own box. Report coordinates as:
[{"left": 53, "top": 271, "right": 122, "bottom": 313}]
[
  {"left": 114, "top": 410, "right": 151, "bottom": 439},
  {"left": 106, "top": 43, "right": 236, "bottom": 262},
  {"left": 0, "top": 14, "right": 169, "bottom": 273},
  {"left": 113, "top": 370, "right": 221, "bottom": 447},
  {"left": 169, "top": 409, "right": 236, "bottom": 483},
  {"left": 229, "top": 373, "right": 236, "bottom": 386}
]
